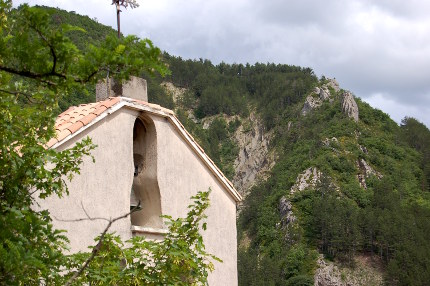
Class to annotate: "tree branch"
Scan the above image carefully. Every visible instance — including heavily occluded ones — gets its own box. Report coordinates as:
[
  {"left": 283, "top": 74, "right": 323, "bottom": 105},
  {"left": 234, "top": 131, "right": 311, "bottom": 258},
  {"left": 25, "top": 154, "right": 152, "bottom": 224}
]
[
  {"left": 1, "top": 64, "right": 105, "bottom": 86},
  {"left": 64, "top": 201, "right": 141, "bottom": 286},
  {"left": 77, "top": 69, "right": 99, "bottom": 84},
  {"left": 54, "top": 202, "right": 111, "bottom": 223},
  {"left": 0, "top": 65, "right": 57, "bottom": 86},
  {"left": 30, "top": 23, "right": 58, "bottom": 75}
]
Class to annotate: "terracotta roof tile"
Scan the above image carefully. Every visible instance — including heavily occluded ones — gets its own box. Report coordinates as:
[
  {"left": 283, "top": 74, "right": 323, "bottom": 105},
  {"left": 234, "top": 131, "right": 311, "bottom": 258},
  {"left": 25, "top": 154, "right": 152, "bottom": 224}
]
[
  {"left": 70, "top": 106, "right": 88, "bottom": 118},
  {"left": 51, "top": 97, "right": 175, "bottom": 145},
  {"left": 67, "top": 121, "right": 84, "bottom": 134},
  {"left": 68, "top": 117, "right": 77, "bottom": 124},
  {"left": 79, "top": 113, "right": 97, "bottom": 126},
  {"left": 58, "top": 114, "right": 71, "bottom": 121},
  {"left": 51, "top": 97, "right": 122, "bottom": 143},
  {"left": 92, "top": 105, "right": 107, "bottom": 116},
  {"left": 58, "top": 106, "right": 75, "bottom": 117},
  {"left": 56, "top": 129, "right": 72, "bottom": 142},
  {"left": 101, "top": 97, "right": 120, "bottom": 109},
  {"left": 46, "top": 137, "right": 58, "bottom": 148},
  {"left": 56, "top": 121, "right": 73, "bottom": 131}
]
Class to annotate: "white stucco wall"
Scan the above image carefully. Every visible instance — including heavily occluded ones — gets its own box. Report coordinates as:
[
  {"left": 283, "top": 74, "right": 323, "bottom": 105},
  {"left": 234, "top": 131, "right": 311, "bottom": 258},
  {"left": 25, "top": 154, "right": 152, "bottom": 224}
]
[
  {"left": 38, "top": 107, "right": 238, "bottom": 285},
  {"left": 151, "top": 115, "right": 238, "bottom": 286},
  {"left": 39, "top": 109, "right": 138, "bottom": 252}
]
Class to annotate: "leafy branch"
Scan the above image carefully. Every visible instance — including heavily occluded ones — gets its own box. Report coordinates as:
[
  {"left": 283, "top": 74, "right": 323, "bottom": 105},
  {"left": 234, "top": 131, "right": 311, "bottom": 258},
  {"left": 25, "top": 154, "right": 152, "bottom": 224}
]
[
  {"left": 63, "top": 201, "right": 141, "bottom": 286},
  {"left": 66, "top": 191, "right": 219, "bottom": 285}
]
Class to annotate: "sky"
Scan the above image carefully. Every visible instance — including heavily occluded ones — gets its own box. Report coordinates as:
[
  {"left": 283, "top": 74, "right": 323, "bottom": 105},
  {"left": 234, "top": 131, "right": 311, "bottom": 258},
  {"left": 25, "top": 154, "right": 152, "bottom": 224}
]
[{"left": 14, "top": 0, "right": 430, "bottom": 128}]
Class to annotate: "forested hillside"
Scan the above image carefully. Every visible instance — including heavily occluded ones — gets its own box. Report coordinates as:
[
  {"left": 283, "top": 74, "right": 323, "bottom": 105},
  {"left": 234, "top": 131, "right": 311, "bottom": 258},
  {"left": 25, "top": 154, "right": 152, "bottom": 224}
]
[{"left": 34, "top": 6, "right": 430, "bottom": 286}]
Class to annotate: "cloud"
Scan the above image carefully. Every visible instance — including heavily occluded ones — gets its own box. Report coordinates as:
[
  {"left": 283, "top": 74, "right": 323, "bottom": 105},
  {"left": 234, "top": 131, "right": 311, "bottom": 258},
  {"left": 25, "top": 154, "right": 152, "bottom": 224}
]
[
  {"left": 366, "top": 93, "right": 430, "bottom": 127},
  {"left": 13, "top": 0, "right": 430, "bottom": 127}
]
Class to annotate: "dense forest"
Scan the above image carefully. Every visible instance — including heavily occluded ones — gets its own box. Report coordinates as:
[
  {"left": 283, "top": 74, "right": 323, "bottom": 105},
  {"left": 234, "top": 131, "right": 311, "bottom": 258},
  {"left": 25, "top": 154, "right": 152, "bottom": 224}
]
[{"left": 30, "top": 6, "right": 430, "bottom": 286}]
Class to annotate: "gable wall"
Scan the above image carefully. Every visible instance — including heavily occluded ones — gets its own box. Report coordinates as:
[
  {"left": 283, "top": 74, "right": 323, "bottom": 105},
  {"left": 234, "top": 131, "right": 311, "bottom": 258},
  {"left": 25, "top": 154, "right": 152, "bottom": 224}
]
[
  {"left": 39, "top": 109, "right": 138, "bottom": 253},
  {"left": 39, "top": 108, "right": 238, "bottom": 285},
  {"left": 151, "top": 115, "right": 238, "bottom": 286}
]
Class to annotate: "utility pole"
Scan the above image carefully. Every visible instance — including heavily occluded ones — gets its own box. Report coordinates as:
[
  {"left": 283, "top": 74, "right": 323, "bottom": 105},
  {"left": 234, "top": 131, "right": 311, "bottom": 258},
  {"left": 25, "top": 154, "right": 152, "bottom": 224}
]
[
  {"left": 100, "top": 1, "right": 140, "bottom": 99},
  {"left": 115, "top": 1, "right": 121, "bottom": 38},
  {"left": 111, "top": 0, "right": 140, "bottom": 38}
]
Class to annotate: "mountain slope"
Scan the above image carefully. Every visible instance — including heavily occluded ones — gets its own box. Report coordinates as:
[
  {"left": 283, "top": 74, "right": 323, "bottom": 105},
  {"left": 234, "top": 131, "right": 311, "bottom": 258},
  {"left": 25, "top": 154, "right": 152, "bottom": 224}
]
[
  {"left": 35, "top": 7, "right": 430, "bottom": 286},
  {"left": 238, "top": 79, "right": 430, "bottom": 286}
]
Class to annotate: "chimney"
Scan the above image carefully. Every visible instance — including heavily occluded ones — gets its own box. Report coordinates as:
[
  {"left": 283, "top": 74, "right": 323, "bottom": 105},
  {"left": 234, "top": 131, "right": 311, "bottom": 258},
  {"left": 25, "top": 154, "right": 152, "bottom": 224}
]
[{"left": 96, "top": 76, "right": 148, "bottom": 102}]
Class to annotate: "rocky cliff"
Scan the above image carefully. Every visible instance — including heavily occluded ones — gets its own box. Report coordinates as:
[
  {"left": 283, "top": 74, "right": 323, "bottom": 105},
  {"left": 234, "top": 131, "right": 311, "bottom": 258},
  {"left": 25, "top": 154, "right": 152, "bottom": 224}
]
[
  {"left": 301, "top": 78, "right": 359, "bottom": 123},
  {"left": 157, "top": 72, "right": 421, "bottom": 286},
  {"left": 314, "top": 255, "right": 383, "bottom": 286},
  {"left": 341, "top": 91, "right": 359, "bottom": 122},
  {"left": 232, "top": 112, "right": 275, "bottom": 196}
]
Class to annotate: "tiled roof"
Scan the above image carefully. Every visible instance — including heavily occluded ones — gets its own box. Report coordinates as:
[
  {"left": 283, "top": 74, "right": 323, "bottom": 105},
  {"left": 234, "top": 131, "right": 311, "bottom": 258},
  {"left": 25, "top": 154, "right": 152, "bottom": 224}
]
[
  {"left": 47, "top": 97, "right": 121, "bottom": 147},
  {"left": 48, "top": 97, "right": 242, "bottom": 202},
  {"left": 47, "top": 97, "right": 174, "bottom": 147}
]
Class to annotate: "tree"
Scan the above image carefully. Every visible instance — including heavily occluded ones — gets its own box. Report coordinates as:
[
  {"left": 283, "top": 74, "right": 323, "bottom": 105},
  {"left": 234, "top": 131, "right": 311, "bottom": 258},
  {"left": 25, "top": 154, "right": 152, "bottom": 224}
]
[
  {"left": 400, "top": 117, "right": 430, "bottom": 192},
  {"left": 67, "top": 191, "right": 219, "bottom": 286},
  {"left": 0, "top": 2, "right": 217, "bottom": 284}
]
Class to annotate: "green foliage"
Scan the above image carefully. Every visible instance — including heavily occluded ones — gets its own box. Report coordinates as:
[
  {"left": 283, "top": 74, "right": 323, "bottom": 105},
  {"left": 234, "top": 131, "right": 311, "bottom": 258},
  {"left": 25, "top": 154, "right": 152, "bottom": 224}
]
[
  {"left": 1, "top": 3, "right": 216, "bottom": 285},
  {"left": 8, "top": 5, "right": 430, "bottom": 285},
  {"left": 363, "top": 179, "right": 430, "bottom": 285},
  {"left": 45, "top": 6, "right": 117, "bottom": 50},
  {"left": 283, "top": 244, "right": 318, "bottom": 280},
  {"left": 175, "top": 111, "right": 239, "bottom": 180},
  {"left": 6, "top": 4, "right": 169, "bottom": 112},
  {"left": 0, "top": 73, "right": 95, "bottom": 284},
  {"left": 309, "top": 188, "right": 362, "bottom": 264},
  {"left": 399, "top": 117, "right": 430, "bottom": 192},
  {"left": 67, "top": 191, "right": 219, "bottom": 285},
  {"left": 285, "top": 275, "right": 314, "bottom": 286},
  {"left": 146, "top": 77, "right": 174, "bottom": 109},
  {"left": 164, "top": 54, "right": 317, "bottom": 126},
  {"left": 238, "top": 248, "right": 281, "bottom": 286},
  {"left": 195, "top": 84, "right": 247, "bottom": 118},
  {"left": 238, "top": 77, "right": 430, "bottom": 284},
  {"left": 0, "top": 3, "right": 77, "bottom": 282},
  {"left": 0, "top": 206, "right": 69, "bottom": 284}
]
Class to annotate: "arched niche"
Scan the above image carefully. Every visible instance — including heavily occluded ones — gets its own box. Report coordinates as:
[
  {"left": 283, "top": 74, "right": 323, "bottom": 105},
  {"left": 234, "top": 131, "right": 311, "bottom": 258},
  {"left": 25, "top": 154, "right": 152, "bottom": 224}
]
[{"left": 130, "top": 115, "right": 163, "bottom": 229}]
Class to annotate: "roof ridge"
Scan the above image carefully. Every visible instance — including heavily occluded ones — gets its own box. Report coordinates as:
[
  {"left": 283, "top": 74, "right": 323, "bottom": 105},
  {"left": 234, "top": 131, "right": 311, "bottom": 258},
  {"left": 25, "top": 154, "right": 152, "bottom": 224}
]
[
  {"left": 48, "top": 97, "right": 242, "bottom": 202},
  {"left": 47, "top": 97, "right": 122, "bottom": 147}
]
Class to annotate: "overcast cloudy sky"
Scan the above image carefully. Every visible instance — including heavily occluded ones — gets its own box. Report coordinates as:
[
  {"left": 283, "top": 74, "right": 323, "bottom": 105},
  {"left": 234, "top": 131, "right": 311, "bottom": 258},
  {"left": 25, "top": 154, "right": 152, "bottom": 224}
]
[{"left": 14, "top": 0, "right": 430, "bottom": 128}]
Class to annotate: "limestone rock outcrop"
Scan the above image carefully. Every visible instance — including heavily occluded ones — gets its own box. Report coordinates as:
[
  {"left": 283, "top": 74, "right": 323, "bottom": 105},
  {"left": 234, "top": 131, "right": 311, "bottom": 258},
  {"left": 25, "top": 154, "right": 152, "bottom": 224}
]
[
  {"left": 315, "top": 256, "right": 344, "bottom": 286},
  {"left": 233, "top": 112, "right": 275, "bottom": 196},
  {"left": 302, "top": 79, "right": 338, "bottom": 115},
  {"left": 322, "top": 137, "right": 339, "bottom": 147},
  {"left": 314, "top": 255, "right": 383, "bottom": 286},
  {"left": 161, "top": 81, "right": 187, "bottom": 103},
  {"left": 201, "top": 116, "right": 215, "bottom": 129},
  {"left": 302, "top": 78, "right": 360, "bottom": 122},
  {"left": 341, "top": 91, "right": 359, "bottom": 122},
  {"left": 302, "top": 95, "right": 322, "bottom": 115},
  {"left": 279, "top": 196, "right": 298, "bottom": 243},
  {"left": 359, "top": 145, "right": 368, "bottom": 154},
  {"left": 319, "top": 86, "right": 331, "bottom": 101},
  {"left": 322, "top": 137, "right": 340, "bottom": 153},
  {"left": 290, "top": 167, "right": 322, "bottom": 194},
  {"left": 357, "top": 159, "right": 382, "bottom": 189},
  {"left": 326, "top": 78, "right": 340, "bottom": 93},
  {"left": 279, "top": 197, "right": 296, "bottom": 228}
]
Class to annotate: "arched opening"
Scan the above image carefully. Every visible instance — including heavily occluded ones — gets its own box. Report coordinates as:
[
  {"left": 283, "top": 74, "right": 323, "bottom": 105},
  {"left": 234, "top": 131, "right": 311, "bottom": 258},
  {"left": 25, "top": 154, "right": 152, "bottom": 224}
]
[{"left": 130, "top": 116, "right": 163, "bottom": 229}]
